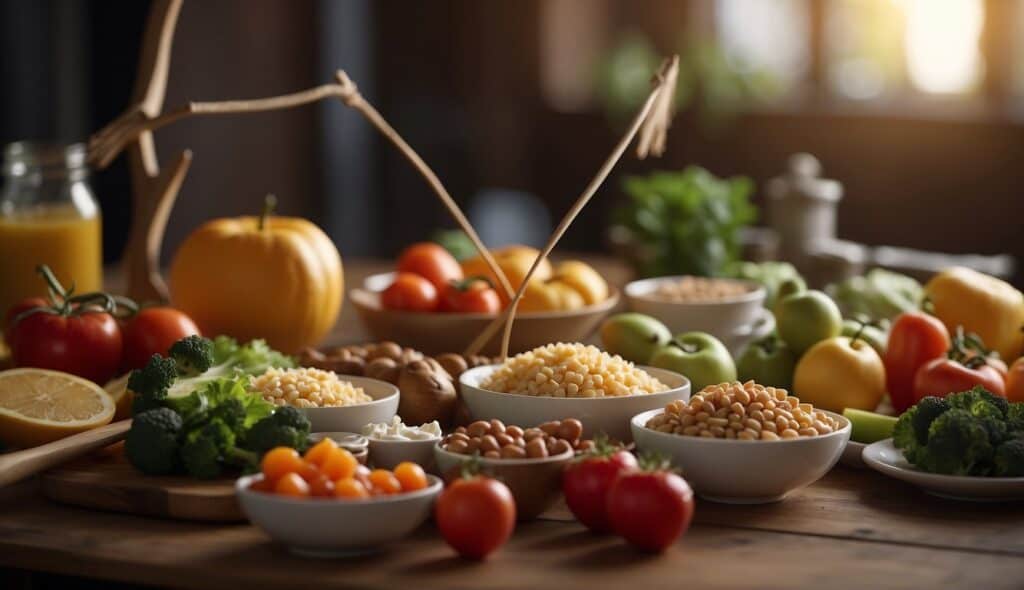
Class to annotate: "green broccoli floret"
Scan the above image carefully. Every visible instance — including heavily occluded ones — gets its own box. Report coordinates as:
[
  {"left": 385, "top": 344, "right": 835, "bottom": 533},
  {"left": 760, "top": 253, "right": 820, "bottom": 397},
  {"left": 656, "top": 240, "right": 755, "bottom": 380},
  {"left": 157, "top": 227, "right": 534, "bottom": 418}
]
[
  {"left": 947, "top": 387, "right": 1009, "bottom": 418},
  {"left": 164, "top": 336, "right": 295, "bottom": 399},
  {"left": 920, "top": 409, "right": 994, "bottom": 476},
  {"left": 1006, "top": 403, "right": 1024, "bottom": 434},
  {"left": 128, "top": 355, "right": 178, "bottom": 415},
  {"left": 125, "top": 408, "right": 183, "bottom": 475},
  {"left": 169, "top": 335, "right": 214, "bottom": 376},
  {"left": 243, "top": 408, "right": 311, "bottom": 455},
  {"left": 894, "top": 396, "right": 949, "bottom": 464},
  {"left": 994, "top": 438, "right": 1024, "bottom": 477},
  {"left": 180, "top": 420, "right": 236, "bottom": 479}
]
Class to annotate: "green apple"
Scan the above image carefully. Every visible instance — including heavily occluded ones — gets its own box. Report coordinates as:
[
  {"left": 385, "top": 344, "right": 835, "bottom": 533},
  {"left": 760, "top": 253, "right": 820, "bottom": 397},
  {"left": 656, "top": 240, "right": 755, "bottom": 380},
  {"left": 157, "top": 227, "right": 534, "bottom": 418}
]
[
  {"left": 775, "top": 290, "right": 842, "bottom": 355},
  {"left": 736, "top": 335, "right": 797, "bottom": 390},
  {"left": 600, "top": 313, "right": 672, "bottom": 364},
  {"left": 841, "top": 319, "right": 887, "bottom": 357},
  {"left": 650, "top": 332, "right": 736, "bottom": 392},
  {"left": 772, "top": 277, "right": 807, "bottom": 316}
]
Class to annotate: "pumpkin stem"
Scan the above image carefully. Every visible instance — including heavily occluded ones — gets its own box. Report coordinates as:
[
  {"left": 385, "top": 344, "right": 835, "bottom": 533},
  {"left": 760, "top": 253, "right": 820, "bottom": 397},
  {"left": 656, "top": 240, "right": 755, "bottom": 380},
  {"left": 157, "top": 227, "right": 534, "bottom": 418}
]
[{"left": 259, "top": 194, "right": 277, "bottom": 231}]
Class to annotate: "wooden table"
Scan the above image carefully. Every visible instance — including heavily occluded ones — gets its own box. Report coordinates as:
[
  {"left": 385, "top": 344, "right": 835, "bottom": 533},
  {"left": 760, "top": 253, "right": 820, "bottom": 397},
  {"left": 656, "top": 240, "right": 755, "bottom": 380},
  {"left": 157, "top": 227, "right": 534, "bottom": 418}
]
[{"left": 1, "top": 258, "right": 1023, "bottom": 589}]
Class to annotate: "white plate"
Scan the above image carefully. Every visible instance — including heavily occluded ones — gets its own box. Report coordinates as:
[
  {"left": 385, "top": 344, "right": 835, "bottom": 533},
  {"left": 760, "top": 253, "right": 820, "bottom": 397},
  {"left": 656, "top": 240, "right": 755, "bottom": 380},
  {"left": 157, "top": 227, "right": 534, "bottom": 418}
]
[
  {"left": 862, "top": 439, "right": 1024, "bottom": 502},
  {"left": 840, "top": 440, "right": 866, "bottom": 468}
]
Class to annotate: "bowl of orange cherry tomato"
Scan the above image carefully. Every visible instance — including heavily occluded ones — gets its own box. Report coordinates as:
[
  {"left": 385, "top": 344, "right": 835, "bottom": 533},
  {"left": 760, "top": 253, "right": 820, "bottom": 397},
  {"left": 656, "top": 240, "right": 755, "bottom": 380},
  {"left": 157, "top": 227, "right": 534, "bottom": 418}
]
[
  {"left": 236, "top": 438, "right": 442, "bottom": 557},
  {"left": 349, "top": 242, "right": 618, "bottom": 355}
]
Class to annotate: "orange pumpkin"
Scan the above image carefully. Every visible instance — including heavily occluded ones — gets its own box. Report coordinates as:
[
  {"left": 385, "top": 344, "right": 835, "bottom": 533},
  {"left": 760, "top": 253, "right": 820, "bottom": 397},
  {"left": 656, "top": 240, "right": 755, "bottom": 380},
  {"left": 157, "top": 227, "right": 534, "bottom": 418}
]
[{"left": 169, "top": 200, "right": 343, "bottom": 353}]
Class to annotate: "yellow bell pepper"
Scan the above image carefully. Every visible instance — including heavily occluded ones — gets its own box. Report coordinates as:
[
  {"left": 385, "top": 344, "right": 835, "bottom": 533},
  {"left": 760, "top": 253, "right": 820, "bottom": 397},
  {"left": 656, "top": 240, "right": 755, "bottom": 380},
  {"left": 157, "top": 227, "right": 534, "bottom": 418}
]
[{"left": 925, "top": 267, "right": 1024, "bottom": 362}]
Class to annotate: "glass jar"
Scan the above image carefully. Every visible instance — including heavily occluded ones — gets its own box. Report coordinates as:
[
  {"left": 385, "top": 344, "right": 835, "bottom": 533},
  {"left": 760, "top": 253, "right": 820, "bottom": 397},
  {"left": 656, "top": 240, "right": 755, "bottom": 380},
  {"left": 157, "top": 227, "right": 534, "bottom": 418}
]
[{"left": 0, "top": 141, "right": 103, "bottom": 322}]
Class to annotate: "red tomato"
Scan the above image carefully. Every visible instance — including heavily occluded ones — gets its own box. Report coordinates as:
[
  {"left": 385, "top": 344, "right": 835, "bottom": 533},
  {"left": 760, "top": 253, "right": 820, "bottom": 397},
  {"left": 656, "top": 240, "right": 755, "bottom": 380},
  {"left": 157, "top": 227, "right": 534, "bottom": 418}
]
[
  {"left": 381, "top": 272, "right": 439, "bottom": 312},
  {"left": 563, "top": 448, "right": 638, "bottom": 532},
  {"left": 1006, "top": 358, "right": 1024, "bottom": 403},
  {"left": 606, "top": 468, "right": 694, "bottom": 553},
  {"left": 4, "top": 297, "right": 48, "bottom": 348},
  {"left": 439, "top": 278, "right": 501, "bottom": 314},
  {"left": 120, "top": 307, "right": 200, "bottom": 371},
  {"left": 435, "top": 475, "right": 515, "bottom": 560},
  {"left": 396, "top": 242, "right": 463, "bottom": 291},
  {"left": 884, "top": 312, "right": 951, "bottom": 413},
  {"left": 8, "top": 309, "right": 123, "bottom": 384},
  {"left": 913, "top": 357, "right": 1006, "bottom": 401}
]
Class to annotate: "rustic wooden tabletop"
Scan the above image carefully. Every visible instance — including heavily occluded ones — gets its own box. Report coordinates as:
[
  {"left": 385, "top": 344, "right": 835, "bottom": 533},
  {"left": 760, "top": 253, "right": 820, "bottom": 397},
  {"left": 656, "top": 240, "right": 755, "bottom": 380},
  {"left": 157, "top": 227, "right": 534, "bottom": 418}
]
[{"left": 1, "top": 258, "right": 1022, "bottom": 589}]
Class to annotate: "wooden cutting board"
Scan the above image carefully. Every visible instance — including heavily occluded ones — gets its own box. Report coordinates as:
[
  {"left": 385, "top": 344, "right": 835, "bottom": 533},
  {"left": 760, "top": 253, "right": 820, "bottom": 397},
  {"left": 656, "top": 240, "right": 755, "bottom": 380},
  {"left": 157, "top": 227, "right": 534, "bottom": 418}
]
[{"left": 41, "top": 443, "right": 244, "bottom": 522}]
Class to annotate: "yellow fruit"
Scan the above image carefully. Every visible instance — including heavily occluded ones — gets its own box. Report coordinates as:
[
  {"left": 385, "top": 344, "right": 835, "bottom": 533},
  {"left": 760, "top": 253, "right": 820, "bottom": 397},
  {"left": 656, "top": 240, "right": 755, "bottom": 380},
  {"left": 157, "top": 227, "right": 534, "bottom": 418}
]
[
  {"left": 793, "top": 337, "right": 885, "bottom": 413},
  {"left": 104, "top": 373, "right": 133, "bottom": 421},
  {"left": 0, "top": 368, "right": 115, "bottom": 448},
  {"left": 553, "top": 260, "right": 608, "bottom": 305},
  {"left": 461, "top": 245, "right": 553, "bottom": 304},
  {"left": 519, "top": 279, "right": 586, "bottom": 313},
  {"left": 925, "top": 266, "right": 1024, "bottom": 362}
]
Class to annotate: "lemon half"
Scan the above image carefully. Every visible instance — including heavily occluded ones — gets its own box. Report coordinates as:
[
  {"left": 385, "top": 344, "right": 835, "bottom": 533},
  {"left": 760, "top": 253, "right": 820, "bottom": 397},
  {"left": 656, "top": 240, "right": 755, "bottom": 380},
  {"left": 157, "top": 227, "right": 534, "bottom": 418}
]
[{"left": 0, "top": 368, "right": 115, "bottom": 448}]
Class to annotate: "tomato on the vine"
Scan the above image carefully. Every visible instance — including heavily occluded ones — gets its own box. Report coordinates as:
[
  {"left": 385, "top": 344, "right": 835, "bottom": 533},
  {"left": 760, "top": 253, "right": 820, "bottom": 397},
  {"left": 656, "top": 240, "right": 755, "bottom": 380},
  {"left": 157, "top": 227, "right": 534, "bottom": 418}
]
[
  {"left": 912, "top": 327, "right": 1007, "bottom": 401},
  {"left": 435, "top": 474, "right": 515, "bottom": 560},
  {"left": 381, "top": 272, "right": 440, "bottom": 312},
  {"left": 396, "top": 242, "right": 463, "bottom": 292},
  {"left": 440, "top": 277, "right": 501, "bottom": 314},
  {"left": 606, "top": 455, "right": 694, "bottom": 553},
  {"left": 121, "top": 307, "right": 200, "bottom": 371},
  {"left": 563, "top": 442, "right": 638, "bottom": 532}
]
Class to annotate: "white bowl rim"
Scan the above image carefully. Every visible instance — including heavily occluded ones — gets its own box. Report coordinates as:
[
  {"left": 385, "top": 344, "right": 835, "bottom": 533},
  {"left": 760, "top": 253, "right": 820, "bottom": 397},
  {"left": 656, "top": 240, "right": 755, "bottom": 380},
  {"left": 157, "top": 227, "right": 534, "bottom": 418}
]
[
  {"left": 863, "top": 438, "right": 1024, "bottom": 484},
  {"left": 434, "top": 439, "right": 574, "bottom": 466},
  {"left": 624, "top": 275, "right": 765, "bottom": 306},
  {"left": 631, "top": 407, "right": 851, "bottom": 446},
  {"left": 367, "top": 435, "right": 442, "bottom": 444},
  {"left": 236, "top": 473, "right": 443, "bottom": 505},
  {"left": 297, "top": 376, "right": 399, "bottom": 410},
  {"left": 460, "top": 364, "right": 690, "bottom": 402},
  {"left": 351, "top": 280, "right": 620, "bottom": 320}
]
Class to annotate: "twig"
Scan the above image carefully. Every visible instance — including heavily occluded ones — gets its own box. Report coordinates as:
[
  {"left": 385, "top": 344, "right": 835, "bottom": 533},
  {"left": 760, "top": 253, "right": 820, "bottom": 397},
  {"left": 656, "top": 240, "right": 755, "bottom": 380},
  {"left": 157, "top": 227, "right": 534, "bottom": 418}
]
[{"left": 464, "top": 55, "right": 680, "bottom": 359}]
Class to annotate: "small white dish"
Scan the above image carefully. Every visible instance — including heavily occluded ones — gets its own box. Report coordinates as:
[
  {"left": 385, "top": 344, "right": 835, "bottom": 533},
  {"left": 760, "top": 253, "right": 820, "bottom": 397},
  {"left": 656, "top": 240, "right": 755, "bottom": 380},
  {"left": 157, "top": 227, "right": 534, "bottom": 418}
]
[
  {"left": 367, "top": 437, "right": 440, "bottom": 472},
  {"left": 631, "top": 408, "right": 850, "bottom": 504},
  {"left": 624, "top": 275, "right": 765, "bottom": 339},
  {"left": 236, "top": 473, "right": 442, "bottom": 557},
  {"left": 862, "top": 439, "right": 1024, "bottom": 502},
  {"left": 297, "top": 376, "right": 399, "bottom": 434},
  {"left": 840, "top": 440, "right": 867, "bottom": 469},
  {"left": 459, "top": 365, "right": 690, "bottom": 442}
]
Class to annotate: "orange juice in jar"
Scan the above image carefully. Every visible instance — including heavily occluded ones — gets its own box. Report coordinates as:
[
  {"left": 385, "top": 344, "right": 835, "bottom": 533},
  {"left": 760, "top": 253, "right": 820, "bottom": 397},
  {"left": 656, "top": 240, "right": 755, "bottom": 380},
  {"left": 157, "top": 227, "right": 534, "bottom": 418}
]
[{"left": 0, "top": 142, "right": 102, "bottom": 326}]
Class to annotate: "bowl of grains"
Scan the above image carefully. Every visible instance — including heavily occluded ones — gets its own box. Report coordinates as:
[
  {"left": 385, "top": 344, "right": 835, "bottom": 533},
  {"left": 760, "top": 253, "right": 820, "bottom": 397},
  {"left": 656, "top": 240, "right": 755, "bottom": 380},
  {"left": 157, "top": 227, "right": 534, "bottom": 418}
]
[
  {"left": 249, "top": 368, "right": 399, "bottom": 434},
  {"left": 624, "top": 276, "right": 766, "bottom": 346},
  {"left": 459, "top": 343, "right": 690, "bottom": 442},
  {"left": 631, "top": 380, "right": 850, "bottom": 504}
]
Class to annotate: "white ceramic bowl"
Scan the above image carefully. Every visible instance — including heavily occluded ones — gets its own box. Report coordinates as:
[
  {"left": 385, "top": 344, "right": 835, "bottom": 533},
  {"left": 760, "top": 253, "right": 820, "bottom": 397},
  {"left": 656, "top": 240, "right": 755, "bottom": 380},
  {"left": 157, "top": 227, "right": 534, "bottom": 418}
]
[
  {"left": 631, "top": 408, "right": 850, "bottom": 504},
  {"left": 434, "top": 442, "right": 574, "bottom": 520},
  {"left": 236, "top": 473, "right": 442, "bottom": 557},
  {"left": 625, "top": 275, "right": 766, "bottom": 341},
  {"left": 459, "top": 365, "right": 690, "bottom": 442},
  {"left": 297, "top": 376, "right": 399, "bottom": 434},
  {"left": 367, "top": 437, "right": 441, "bottom": 472}
]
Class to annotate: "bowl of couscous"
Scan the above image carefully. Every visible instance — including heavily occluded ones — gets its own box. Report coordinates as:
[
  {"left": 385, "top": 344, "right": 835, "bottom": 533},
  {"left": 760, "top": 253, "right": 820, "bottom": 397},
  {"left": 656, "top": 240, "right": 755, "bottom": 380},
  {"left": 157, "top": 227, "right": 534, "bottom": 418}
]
[
  {"left": 459, "top": 343, "right": 690, "bottom": 442},
  {"left": 249, "top": 368, "right": 399, "bottom": 433}
]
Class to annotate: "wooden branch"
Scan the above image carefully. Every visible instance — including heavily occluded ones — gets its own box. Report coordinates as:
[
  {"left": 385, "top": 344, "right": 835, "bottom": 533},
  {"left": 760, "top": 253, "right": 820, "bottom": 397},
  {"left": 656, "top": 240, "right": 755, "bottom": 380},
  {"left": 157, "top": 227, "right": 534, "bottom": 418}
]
[
  {"left": 464, "top": 56, "right": 680, "bottom": 359},
  {"left": 87, "top": 72, "right": 516, "bottom": 302}
]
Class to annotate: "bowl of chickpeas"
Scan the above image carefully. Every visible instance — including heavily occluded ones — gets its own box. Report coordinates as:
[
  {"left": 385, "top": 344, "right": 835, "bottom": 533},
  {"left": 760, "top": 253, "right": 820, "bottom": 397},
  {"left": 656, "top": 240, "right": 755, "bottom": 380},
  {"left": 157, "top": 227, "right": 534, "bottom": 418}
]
[
  {"left": 459, "top": 343, "right": 690, "bottom": 442},
  {"left": 249, "top": 368, "right": 400, "bottom": 434},
  {"left": 631, "top": 380, "right": 850, "bottom": 504},
  {"left": 625, "top": 276, "right": 769, "bottom": 354},
  {"left": 434, "top": 418, "right": 586, "bottom": 520}
]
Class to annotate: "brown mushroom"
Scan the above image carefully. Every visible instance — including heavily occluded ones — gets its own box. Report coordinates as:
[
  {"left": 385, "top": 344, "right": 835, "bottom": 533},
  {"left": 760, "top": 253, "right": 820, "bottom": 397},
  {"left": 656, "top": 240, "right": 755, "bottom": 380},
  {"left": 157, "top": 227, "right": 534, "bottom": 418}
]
[{"left": 397, "top": 359, "right": 458, "bottom": 427}]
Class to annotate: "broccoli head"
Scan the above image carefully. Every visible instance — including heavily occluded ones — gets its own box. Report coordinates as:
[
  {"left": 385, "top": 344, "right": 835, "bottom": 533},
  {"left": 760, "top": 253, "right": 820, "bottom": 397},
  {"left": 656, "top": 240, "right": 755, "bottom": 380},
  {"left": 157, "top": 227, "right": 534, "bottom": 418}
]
[
  {"left": 894, "top": 396, "right": 949, "bottom": 464},
  {"left": 180, "top": 420, "right": 236, "bottom": 479},
  {"left": 1006, "top": 403, "right": 1024, "bottom": 434},
  {"left": 125, "top": 407, "right": 183, "bottom": 475},
  {"left": 920, "top": 409, "right": 994, "bottom": 476},
  {"left": 994, "top": 437, "right": 1024, "bottom": 477},
  {"left": 169, "top": 335, "right": 214, "bottom": 376},
  {"left": 947, "top": 387, "right": 1009, "bottom": 419},
  {"left": 128, "top": 355, "right": 177, "bottom": 415},
  {"left": 243, "top": 407, "right": 311, "bottom": 455}
]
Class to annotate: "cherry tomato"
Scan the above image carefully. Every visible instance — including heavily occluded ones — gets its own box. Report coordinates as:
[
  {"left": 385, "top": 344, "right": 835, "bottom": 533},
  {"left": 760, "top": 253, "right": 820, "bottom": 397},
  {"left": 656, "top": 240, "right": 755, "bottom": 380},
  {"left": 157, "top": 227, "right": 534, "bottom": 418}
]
[
  {"left": 8, "top": 307, "right": 123, "bottom": 384},
  {"left": 393, "top": 461, "right": 428, "bottom": 491},
  {"left": 381, "top": 272, "right": 439, "bottom": 312},
  {"left": 884, "top": 312, "right": 950, "bottom": 413},
  {"left": 320, "top": 448, "right": 358, "bottom": 480},
  {"left": 306, "top": 473, "right": 336, "bottom": 497},
  {"left": 396, "top": 242, "right": 463, "bottom": 291},
  {"left": 261, "top": 447, "right": 305, "bottom": 481},
  {"left": 274, "top": 472, "right": 311, "bottom": 497},
  {"left": 368, "top": 469, "right": 403, "bottom": 495},
  {"left": 435, "top": 475, "right": 516, "bottom": 560},
  {"left": 303, "top": 437, "right": 339, "bottom": 466},
  {"left": 606, "top": 465, "right": 694, "bottom": 553},
  {"left": 563, "top": 446, "right": 638, "bottom": 532},
  {"left": 334, "top": 477, "right": 370, "bottom": 499},
  {"left": 913, "top": 357, "right": 1006, "bottom": 401},
  {"left": 120, "top": 307, "right": 200, "bottom": 371},
  {"left": 440, "top": 278, "right": 501, "bottom": 314}
]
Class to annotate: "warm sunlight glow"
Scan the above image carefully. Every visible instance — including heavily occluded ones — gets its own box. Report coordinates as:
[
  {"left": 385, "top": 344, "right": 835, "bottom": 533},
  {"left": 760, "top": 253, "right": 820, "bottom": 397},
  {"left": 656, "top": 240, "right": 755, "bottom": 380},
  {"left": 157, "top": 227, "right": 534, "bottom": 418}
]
[{"left": 902, "top": 0, "right": 983, "bottom": 94}]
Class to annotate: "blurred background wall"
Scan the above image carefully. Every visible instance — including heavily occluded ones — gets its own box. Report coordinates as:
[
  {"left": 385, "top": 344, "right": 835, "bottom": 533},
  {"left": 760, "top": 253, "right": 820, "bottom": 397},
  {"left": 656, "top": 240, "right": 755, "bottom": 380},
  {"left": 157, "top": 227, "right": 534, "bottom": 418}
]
[{"left": 2, "top": 0, "right": 1023, "bottom": 279}]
